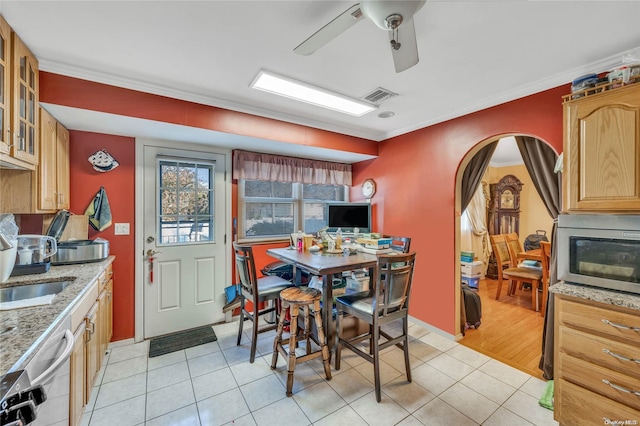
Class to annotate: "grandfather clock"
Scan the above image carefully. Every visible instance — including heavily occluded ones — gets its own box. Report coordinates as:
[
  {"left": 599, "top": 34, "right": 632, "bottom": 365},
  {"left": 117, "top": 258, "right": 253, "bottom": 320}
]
[{"left": 486, "top": 174, "right": 523, "bottom": 278}]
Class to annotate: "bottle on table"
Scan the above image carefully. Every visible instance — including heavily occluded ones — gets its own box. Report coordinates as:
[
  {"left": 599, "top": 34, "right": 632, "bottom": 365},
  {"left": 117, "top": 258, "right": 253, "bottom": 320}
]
[
  {"left": 297, "top": 230, "right": 304, "bottom": 252},
  {"left": 335, "top": 228, "right": 343, "bottom": 250}
]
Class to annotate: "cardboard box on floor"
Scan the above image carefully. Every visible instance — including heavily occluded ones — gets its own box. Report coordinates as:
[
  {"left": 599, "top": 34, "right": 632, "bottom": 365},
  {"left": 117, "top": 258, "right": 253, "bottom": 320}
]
[{"left": 42, "top": 214, "right": 89, "bottom": 241}]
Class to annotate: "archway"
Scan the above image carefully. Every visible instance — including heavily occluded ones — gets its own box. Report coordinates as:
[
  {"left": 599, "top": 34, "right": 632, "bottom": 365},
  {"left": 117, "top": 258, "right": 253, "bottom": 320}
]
[{"left": 453, "top": 133, "right": 559, "bottom": 376}]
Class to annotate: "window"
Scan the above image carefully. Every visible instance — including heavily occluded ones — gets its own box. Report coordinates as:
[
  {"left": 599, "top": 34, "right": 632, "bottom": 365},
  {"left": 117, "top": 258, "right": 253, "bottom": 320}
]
[
  {"left": 158, "top": 158, "right": 215, "bottom": 245},
  {"left": 239, "top": 180, "right": 347, "bottom": 240}
]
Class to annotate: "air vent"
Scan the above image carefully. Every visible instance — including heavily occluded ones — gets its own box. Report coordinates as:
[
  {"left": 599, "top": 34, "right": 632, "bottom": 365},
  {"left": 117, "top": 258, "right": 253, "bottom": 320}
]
[{"left": 361, "top": 87, "right": 397, "bottom": 105}]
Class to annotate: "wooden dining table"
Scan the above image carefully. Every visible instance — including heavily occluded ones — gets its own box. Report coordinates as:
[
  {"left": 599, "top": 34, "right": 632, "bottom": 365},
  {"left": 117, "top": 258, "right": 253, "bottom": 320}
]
[
  {"left": 266, "top": 247, "right": 378, "bottom": 351},
  {"left": 517, "top": 248, "right": 542, "bottom": 262}
]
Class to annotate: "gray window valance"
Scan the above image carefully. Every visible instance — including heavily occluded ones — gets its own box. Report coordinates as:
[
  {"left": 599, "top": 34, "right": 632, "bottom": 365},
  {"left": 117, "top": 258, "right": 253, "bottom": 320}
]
[{"left": 232, "top": 150, "right": 352, "bottom": 185}]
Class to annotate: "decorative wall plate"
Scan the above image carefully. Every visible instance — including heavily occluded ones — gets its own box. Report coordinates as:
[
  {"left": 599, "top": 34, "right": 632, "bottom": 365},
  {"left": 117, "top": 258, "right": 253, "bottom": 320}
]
[{"left": 88, "top": 149, "right": 119, "bottom": 172}]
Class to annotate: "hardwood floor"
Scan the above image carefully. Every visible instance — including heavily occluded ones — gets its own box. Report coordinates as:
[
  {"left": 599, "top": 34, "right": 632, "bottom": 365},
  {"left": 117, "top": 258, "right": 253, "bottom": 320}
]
[{"left": 460, "top": 276, "right": 546, "bottom": 380}]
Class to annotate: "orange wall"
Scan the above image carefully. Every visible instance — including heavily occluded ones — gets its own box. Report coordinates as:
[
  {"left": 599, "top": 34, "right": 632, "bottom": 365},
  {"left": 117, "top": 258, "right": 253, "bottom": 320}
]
[
  {"left": 41, "top": 71, "right": 567, "bottom": 339},
  {"left": 351, "top": 86, "right": 565, "bottom": 333},
  {"left": 39, "top": 72, "right": 378, "bottom": 158},
  {"left": 67, "top": 131, "right": 136, "bottom": 341}
]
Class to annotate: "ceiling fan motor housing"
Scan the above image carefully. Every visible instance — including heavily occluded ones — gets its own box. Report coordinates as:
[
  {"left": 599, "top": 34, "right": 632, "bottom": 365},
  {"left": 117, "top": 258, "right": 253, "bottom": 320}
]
[
  {"left": 385, "top": 14, "right": 403, "bottom": 30},
  {"left": 360, "top": 0, "right": 426, "bottom": 30}
]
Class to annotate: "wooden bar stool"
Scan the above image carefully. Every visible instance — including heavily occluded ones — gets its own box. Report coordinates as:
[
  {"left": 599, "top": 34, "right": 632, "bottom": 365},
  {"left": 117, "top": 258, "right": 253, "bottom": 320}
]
[{"left": 271, "top": 286, "right": 331, "bottom": 396}]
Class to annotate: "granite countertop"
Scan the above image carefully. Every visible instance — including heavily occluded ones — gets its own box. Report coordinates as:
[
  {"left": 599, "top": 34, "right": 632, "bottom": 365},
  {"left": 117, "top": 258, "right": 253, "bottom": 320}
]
[
  {"left": 550, "top": 281, "right": 640, "bottom": 311},
  {"left": 0, "top": 256, "right": 115, "bottom": 377}
]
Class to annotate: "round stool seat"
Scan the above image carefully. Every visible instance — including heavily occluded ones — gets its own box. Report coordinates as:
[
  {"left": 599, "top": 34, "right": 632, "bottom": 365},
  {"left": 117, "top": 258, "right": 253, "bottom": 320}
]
[{"left": 280, "top": 286, "right": 321, "bottom": 304}]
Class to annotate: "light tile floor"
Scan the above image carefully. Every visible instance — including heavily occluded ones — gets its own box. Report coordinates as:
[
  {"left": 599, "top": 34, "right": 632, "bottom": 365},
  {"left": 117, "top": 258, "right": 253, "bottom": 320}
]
[{"left": 80, "top": 321, "right": 558, "bottom": 426}]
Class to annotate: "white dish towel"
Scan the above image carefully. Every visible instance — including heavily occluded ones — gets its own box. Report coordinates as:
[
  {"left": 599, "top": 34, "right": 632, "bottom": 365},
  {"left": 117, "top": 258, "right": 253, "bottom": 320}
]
[{"left": 0, "top": 294, "right": 56, "bottom": 311}]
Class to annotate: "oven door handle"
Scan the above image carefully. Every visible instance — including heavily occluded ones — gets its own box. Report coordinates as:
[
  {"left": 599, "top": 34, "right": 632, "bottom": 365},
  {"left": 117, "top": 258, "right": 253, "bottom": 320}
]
[{"left": 31, "top": 329, "right": 74, "bottom": 387}]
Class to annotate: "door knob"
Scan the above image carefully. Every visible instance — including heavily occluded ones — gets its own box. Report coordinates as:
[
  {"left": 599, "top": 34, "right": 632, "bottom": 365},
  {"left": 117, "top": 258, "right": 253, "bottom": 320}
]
[{"left": 146, "top": 249, "right": 161, "bottom": 257}]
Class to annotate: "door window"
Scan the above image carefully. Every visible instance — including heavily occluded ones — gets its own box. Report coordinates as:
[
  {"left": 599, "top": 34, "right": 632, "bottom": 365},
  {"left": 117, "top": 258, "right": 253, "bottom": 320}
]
[{"left": 157, "top": 157, "right": 215, "bottom": 245}]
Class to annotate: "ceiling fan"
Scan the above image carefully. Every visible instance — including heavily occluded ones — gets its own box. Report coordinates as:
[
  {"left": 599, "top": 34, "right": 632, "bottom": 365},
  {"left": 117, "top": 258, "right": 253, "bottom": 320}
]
[{"left": 294, "top": 1, "right": 426, "bottom": 73}]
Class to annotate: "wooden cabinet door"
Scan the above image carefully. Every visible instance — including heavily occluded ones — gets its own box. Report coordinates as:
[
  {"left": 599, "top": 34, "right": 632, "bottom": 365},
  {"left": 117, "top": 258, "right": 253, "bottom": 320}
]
[
  {"left": 105, "top": 278, "right": 113, "bottom": 344},
  {"left": 56, "top": 121, "right": 70, "bottom": 209},
  {"left": 69, "top": 322, "right": 86, "bottom": 426},
  {"left": 98, "top": 286, "right": 110, "bottom": 364},
  {"left": 85, "top": 303, "right": 99, "bottom": 402},
  {"left": 554, "top": 295, "right": 640, "bottom": 423},
  {"left": 564, "top": 84, "right": 640, "bottom": 211},
  {"left": 36, "top": 109, "right": 70, "bottom": 212},
  {"left": 38, "top": 107, "right": 57, "bottom": 211},
  {"left": 0, "top": 16, "right": 11, "bottom": 154},
  {"left": 11, "top": 33, "right": 38, "bottom": 165}
]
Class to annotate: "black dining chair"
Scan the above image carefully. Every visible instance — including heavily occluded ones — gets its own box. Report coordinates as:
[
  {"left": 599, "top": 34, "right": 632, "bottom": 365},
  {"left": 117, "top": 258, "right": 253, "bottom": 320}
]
[
  {"left": 233, "top": 242, "right": 295, "bottom": 363},
  {"left": 334, "top": 251, "right": 417, "bottom": 402}
]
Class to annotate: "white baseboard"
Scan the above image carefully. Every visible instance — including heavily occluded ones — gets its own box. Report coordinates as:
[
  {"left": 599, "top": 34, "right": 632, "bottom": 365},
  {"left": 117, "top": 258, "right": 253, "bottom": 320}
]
[{"left": 408, "top": 315, "right": 458, "bottom": 341}]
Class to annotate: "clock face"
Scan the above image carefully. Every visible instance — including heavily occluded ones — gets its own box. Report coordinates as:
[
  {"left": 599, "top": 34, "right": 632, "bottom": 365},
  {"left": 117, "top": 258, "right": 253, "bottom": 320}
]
[
  {"left": 500, "top": 189, "right": 514, "bottom": 208},
  {"left": 362, "top": 179, "right": 376, "bottom": 198}
]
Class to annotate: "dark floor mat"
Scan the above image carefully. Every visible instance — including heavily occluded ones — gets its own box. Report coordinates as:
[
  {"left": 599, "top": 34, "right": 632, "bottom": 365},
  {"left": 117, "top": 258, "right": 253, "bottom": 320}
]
[{"left": 149, "top": 326, "right": 217, "bottom": 358}]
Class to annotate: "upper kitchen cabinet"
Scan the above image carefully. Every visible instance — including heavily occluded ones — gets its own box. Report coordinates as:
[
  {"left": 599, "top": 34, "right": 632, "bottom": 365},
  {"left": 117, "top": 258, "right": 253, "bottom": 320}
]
[
  {"left": 38, "top": 107, "right": 70, "bottom": 212},
  {"left": 11, "top": 31, "right": 39, "bottom": 167},
  {"left": 0, "top": 15, "right": 38, "bottom": 170},
  {"left": 0, "top": 16, "right": 11, "bottom": 158},
  {"left": 563, "top": 82, "right": 640, "bottom": 212},
  {"left": 0, "top": 108, "right": 68, "bottom": 213},
  {"left": 56, "top": 121, "right": 70, "bottom": 210}
]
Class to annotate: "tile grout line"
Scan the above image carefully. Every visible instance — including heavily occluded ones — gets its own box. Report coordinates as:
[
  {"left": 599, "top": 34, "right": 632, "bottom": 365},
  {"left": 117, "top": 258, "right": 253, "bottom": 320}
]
[{"left": 82, "top": 325, "right": 554, "bottom": 426}]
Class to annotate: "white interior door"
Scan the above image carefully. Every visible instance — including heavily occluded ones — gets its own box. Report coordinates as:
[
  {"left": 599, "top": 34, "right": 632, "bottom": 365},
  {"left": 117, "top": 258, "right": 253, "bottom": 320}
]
[{"left": 143, "top": 145, "right": 227, "bottom": 338}]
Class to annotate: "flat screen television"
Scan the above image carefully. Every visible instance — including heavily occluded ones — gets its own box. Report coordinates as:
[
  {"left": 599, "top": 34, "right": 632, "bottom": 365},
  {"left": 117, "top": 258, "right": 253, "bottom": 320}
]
[{"left": 327, "top": 203, "right": 371, "bottom": 233}]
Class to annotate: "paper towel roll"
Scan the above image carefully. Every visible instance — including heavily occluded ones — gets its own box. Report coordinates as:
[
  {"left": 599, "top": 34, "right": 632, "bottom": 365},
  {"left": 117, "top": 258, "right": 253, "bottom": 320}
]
[
  {"left": 0, "top": 244, "right": 17, "bottom": 283},
  {"left": 0, "top": 293, "right": 56, "bottom": 310}
]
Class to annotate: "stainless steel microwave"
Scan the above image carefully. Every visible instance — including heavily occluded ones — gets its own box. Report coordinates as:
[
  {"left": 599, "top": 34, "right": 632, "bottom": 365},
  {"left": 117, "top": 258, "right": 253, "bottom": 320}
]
[{"left": 558, "top": 214, "right": 640, "bottom": 295}]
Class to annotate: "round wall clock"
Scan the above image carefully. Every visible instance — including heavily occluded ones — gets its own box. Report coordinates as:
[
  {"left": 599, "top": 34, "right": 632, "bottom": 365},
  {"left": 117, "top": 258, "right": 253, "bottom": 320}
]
[{"left": 361, "top": 179, "right": 376, "bottom": 199}]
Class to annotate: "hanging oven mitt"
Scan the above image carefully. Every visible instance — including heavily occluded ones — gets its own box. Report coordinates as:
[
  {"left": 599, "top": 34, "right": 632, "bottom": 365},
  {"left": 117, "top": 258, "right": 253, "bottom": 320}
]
[{"left": 85, "top": 187, "right": 113, "bottom": 231}]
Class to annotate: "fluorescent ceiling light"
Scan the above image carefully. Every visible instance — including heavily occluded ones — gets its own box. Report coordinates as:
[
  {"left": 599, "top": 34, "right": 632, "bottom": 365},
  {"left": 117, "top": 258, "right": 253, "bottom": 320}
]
[{"left": 250, "top": 70, "right": 376, "bottom": 117}]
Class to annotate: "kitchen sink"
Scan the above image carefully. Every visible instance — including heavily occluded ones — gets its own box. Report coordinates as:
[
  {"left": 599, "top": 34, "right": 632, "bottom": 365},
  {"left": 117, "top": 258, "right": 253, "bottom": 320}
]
[{"left": 0, "top": 281, "right": 73, "bottom": 303}]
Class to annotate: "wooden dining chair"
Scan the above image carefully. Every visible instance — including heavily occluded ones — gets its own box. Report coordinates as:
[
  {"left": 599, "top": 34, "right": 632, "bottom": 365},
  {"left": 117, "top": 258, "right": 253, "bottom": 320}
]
[
  {"left": 505, "top": 233, "right": 525, "bottom": 295},
  {"left": 489, "top": 234, "right": 543, "bottom": 311},
  {"left": 233, "top": 242, "right": 295, "bottom": 363},
  {"left": 539, "top": 241, "right": 551, "bottom": 317},
  {"left": 334, "top": 252, "right": 417, "bottom": 402},
  {"left": 505, "top": 233, "right": 522, "bottom": 259}
]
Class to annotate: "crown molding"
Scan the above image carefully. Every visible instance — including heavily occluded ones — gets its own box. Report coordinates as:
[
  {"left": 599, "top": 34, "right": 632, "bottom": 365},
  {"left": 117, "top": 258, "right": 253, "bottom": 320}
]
[
  {"left": 39, "top": 46, "right": 636, "bottom": 144},
  {"left": 38, "top": 59, "right": 385, "bottom": 142},
  {"left": 382, "top": 48, "right": 637, "bottom": 140}
]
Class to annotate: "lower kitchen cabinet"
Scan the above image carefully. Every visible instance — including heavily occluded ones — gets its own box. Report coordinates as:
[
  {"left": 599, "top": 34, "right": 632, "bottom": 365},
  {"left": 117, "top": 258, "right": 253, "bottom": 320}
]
[
  {"left": 68, "top": 262, "right": 114, "bottom": 423},
  {"left": 69, "top": 322, "right": 86, "bottom": 426},
  {"left": 99, "top": 270, "right": 113, "bottom": 359},
  {"left": 554, "top": 294, "right": 640, "bottom": 425},
  {"left": 85, "top": 302, "right": 99, "bottom": 401}
]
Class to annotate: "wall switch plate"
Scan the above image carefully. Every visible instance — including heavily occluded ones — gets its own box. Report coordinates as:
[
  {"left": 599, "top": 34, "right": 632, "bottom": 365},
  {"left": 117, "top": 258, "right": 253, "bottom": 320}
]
[{"left": 114, "top": 223, "right": 130, "bottom": 235}]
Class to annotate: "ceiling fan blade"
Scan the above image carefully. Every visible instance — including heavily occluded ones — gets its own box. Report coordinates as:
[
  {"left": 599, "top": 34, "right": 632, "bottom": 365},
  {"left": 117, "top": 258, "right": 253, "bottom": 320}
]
[
  {"left": 389, "top": 18, "right": 419, "bottom": 73},
  {"left": 294, "top": 3, "right": 363, "bottom": 56}
]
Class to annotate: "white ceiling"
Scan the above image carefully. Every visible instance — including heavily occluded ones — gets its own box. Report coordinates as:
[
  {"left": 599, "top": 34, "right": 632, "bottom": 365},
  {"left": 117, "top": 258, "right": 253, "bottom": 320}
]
[
  {"left": 2, "top": 1, "right": 640, "bottom": 164},
  {"left": 491, "top": 136, "right": 521, "bottom": 167}
]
